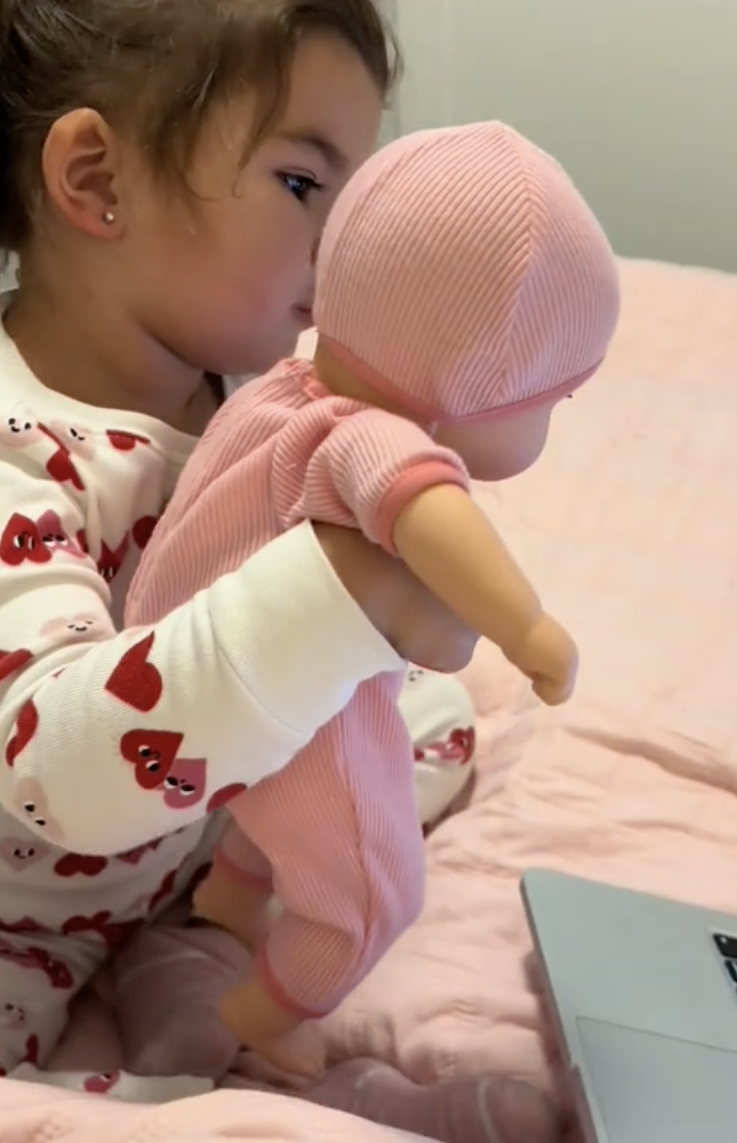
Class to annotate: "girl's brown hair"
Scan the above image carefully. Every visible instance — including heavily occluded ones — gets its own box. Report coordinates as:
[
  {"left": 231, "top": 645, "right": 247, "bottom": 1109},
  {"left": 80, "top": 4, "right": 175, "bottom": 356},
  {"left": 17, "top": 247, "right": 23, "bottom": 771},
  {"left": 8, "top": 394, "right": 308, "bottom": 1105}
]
[{"left": 0, "top": 0, "right": 400, "bottom": 253}]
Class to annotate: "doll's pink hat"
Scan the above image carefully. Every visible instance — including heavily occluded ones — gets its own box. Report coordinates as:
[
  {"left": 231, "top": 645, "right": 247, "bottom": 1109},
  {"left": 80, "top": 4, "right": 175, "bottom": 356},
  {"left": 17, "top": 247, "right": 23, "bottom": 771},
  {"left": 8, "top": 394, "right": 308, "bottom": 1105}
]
[{"left": 314, "top": 121, "right": 620, "bottom": 424}]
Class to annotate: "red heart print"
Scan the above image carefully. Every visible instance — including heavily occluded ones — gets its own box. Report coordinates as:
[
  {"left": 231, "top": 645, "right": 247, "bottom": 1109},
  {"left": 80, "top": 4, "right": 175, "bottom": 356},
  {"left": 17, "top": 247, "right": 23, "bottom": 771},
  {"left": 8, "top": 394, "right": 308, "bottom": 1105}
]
[
  {"left": 97, "top": 536, "right": 129, "bottom": 582},
  {"left": 53, "top": 853, "right": 108, "bottom": 878},
  {"left": 28, "top": 947, "right": 73, "bottom": 990},
  {"left": 0, "top": 917, "right": 48, "bottom": 935},
  {"left": 421, "top": 727, "right": 476, "bottom": 766},
  {"left": 84, "top": 1071, "right": 120, "bottom": 1095},
  {"left": 0, "top": 941, "right": 72, "bottom": 989},
  {"left": 148, "top": 868, "right": 177, "bottom": 914},
  {"left": 107, "top": 430, "right": 150, "bottom": 451},
  {"left": 105, "top": 632, "right": 162, "bottom": 712},
  {"left": 63, "top": 910, "right": 142, "bottom": 951},
  {"left": 449, "top": 727, "right": 475, "bottom": 763},
  {"left": 119, "top": 728, "right": 183, "bottom": 790},
  {"left": 132, "top": 515, "right": 158, "bottom": 549},
  {"left": 0, "top": 649, "right": 33, "bottom": 685},
  {"left": 5, "top": 699, "right": 39, "bottom": 767},
  {"left": 46, "top": 447, "right": 84, "bottom": 490},
  {"left": 117, "top": 838, "right": 162, "bottom": 865},
  {"left": 206, "top": 783, "right": 248, "bottom": 813},
  {"left": 0, "top": 514, "right": 51, "bottom": 567},
  {"left": 162, "top": 757, "right": 207, "bottom": 810},
  {"left": 21, "top": 1034, "right": 39, "bottom": 1065}
]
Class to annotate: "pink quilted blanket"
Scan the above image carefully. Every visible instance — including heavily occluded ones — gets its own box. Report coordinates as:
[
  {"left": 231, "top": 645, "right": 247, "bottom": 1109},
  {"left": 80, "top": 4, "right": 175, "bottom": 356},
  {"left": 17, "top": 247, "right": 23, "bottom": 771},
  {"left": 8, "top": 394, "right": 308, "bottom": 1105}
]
[
  {"left": 325, "top": 257, "right": 737, "bottom": 1096},
  {"left": 5, "top": 256, "right": 737, "bottom": 1137},
  {"left": 0, "top": 1076, "right": 422, "bottom": 1142}
]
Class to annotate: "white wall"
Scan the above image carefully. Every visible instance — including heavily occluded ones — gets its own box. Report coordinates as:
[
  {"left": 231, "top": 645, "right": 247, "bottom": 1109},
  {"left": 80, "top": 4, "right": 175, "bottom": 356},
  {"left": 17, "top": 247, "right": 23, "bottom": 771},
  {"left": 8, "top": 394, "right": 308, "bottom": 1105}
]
[
  {"left": 0, "top": 256, "right": 16, "bottom": 292},
  {"left": 380, "top": 0, "right": 401, "bottom": 146},
  {"left": 393, "top": 0, "right": 737, "bottom": 272}
]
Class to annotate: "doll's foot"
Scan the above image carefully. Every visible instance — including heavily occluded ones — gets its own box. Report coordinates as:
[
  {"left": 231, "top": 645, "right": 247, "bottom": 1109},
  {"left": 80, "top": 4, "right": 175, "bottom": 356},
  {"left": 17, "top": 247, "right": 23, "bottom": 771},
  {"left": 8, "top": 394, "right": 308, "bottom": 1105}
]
[
  {"left": 249, "top": 1023, "right": 326, "bottom": 1082},
  {"left": 305, "top": 1059, "right": 560, "bottom": 1143},
  {"left": 223, "top": 1005, "right": 326, "bottom": 1081},
  {"left": 217, "top": 972, "right": 326, "bottom": 1082},
  {"left": 192, "top": 870, "right": 271, "bottom": 951}
]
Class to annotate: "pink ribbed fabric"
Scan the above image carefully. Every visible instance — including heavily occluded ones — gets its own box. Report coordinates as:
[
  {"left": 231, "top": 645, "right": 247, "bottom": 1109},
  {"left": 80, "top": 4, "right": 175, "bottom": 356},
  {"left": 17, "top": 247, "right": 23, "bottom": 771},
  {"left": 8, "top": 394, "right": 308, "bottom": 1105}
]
[
  {"left": 315, "top": 121, "right": 620, "bottom": 423},
  {"left": 125, "top": 359, "right": 462, "bottom": 1017}
]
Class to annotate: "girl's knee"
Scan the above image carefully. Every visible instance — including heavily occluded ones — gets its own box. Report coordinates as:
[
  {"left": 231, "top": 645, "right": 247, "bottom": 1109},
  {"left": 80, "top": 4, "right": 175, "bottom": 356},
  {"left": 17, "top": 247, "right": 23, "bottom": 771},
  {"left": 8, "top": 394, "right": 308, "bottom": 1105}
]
[
  {"left": 0, "top": 935, "right": 93, "bottom": 1069},
  {"left": 399, "top": 668, "right": 476, "bottom": 828}
]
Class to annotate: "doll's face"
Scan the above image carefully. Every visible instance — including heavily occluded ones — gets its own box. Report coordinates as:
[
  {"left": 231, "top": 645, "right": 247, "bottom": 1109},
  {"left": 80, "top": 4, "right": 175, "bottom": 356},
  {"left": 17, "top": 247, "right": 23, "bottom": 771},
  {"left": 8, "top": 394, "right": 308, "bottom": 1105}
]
[{"left": 435, "top": 400, "right": 558, "bottom": 482}]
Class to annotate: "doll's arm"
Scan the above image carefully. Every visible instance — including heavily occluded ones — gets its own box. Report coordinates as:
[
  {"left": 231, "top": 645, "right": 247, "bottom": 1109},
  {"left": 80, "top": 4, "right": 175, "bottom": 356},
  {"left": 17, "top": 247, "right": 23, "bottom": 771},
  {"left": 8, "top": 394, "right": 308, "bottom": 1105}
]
[
  {"left": 393, "top": 484, "right": 578, "bottom": 704},
  {"left": 393, "top": 484, "right": 539, "bottom": 650}
]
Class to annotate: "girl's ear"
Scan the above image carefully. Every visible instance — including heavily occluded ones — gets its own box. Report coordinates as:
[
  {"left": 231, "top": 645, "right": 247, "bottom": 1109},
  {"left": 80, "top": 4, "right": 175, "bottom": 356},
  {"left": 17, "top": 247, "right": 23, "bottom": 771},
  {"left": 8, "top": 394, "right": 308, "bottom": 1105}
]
[{"left": 42, "top": 108, "right": 124, "bottom": 239}]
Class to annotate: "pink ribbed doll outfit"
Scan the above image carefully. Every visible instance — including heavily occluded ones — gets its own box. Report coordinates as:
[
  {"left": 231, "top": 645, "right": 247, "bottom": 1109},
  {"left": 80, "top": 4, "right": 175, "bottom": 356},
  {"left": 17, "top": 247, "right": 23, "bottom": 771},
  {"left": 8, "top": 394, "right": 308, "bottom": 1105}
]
[{"left": 125, "top": 121, "right": 620, "bottom": 1020}]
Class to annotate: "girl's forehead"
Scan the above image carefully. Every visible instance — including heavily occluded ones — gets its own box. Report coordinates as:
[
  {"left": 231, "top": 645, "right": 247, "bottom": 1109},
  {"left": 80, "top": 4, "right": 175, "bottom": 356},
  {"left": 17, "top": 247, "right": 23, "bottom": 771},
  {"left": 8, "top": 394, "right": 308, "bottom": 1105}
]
[
  {"left": 185, "top": 33, "right": 384, "bottom": 191},
  {"left": 270, "top": 34, "right": 384, "bottom": 161}
]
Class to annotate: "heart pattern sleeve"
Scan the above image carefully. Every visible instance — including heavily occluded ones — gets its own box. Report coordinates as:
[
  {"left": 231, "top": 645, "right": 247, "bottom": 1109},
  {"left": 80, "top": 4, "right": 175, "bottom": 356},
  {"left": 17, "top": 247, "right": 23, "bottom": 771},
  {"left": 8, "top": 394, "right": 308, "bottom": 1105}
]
[{"left": 0, "top": 403, "right": 401, "bottom": 855}]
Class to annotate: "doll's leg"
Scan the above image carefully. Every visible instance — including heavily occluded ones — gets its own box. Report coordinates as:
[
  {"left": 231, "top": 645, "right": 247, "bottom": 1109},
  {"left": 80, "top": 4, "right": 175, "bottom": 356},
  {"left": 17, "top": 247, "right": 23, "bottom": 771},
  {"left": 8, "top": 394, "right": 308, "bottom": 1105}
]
[
  {"left": 304, "top": 1059, "right": 560, "bottom": 1143},
  {"left": 193, "top": 822, "right": 274, "bottom": 950},
  {"left": 398, "top": 667, "right": 476, "bottom": 829},
  {"left": 111, "top": 923, "right": 246, "bottom": 1080}
]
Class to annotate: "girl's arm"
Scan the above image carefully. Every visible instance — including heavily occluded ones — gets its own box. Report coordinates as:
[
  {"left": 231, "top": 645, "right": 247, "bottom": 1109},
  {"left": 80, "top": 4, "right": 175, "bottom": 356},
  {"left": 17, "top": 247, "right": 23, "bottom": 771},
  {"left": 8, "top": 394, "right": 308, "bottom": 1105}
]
[{"left": 0, "top": 457, "right": 403, "bottom": 855}]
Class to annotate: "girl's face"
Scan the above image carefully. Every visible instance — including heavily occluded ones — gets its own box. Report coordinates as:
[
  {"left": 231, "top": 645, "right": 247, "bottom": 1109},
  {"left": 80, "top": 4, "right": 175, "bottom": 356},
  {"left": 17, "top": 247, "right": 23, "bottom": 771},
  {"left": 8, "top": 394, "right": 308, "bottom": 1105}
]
[{"left": 118, "top": 34, "right": 384, "bottom": 378}]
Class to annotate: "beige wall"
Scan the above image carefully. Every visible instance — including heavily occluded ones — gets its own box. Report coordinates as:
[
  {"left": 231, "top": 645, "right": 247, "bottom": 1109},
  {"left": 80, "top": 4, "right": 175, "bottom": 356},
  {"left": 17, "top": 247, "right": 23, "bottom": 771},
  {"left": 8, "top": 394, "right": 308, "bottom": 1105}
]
[{"left": 393, "top": 0, "right": 737, "bottom": 272}]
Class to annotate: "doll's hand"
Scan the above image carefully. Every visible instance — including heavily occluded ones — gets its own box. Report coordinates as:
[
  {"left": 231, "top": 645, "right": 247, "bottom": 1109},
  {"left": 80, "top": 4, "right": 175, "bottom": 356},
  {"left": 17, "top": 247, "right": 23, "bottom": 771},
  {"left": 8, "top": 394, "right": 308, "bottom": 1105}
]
[
  {"left": 246, "top": 1020, "right": 326, "bottom": 1081},
  {"left": 504, "top": 614, "right": 578, "bottom": 705}
]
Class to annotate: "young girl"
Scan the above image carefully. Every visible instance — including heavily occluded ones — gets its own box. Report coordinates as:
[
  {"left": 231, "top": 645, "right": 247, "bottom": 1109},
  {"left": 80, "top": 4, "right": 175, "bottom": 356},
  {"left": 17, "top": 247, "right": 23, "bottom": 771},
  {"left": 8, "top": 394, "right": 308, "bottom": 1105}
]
[{"left": 0, "top": 2, "right": 560, "bottom": 1142}]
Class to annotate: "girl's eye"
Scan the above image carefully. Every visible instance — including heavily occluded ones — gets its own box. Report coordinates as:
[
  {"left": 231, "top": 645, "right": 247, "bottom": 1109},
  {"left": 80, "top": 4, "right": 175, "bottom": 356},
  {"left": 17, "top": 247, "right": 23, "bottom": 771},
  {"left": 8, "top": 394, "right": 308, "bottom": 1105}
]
[{"left": 279, "top": 172, "right": 322, "bottom": 203}]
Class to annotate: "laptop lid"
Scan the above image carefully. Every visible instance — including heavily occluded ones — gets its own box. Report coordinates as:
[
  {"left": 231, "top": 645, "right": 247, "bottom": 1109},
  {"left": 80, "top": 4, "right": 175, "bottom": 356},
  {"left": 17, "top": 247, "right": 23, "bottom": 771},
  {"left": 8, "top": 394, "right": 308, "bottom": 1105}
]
[{"left": 521, "top": 869, "right": 737, "bottom": 1143}]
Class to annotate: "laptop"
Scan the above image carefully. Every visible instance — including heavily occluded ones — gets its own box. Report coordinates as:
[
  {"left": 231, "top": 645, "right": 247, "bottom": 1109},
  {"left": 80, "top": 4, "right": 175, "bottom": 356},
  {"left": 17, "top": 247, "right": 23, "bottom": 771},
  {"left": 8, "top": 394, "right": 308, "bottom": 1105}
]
[{"left": 521, "top": 869, "right": 737, "bottom": 1142}]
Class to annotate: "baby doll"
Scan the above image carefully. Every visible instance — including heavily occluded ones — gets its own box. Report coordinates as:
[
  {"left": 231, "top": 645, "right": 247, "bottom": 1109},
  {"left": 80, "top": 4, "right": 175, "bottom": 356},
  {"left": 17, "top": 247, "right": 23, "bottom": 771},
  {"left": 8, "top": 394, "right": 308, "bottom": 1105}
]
[{"left": 124, "top": 120, "right": 620, "bottom": 1070}]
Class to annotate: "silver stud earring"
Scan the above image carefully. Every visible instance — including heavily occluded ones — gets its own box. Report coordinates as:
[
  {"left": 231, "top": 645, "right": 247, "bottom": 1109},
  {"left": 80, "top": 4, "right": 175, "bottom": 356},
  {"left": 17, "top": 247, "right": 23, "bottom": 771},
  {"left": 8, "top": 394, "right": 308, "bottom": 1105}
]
[{"left": 102, "top": 211, "right": 115, "bottom": 225}]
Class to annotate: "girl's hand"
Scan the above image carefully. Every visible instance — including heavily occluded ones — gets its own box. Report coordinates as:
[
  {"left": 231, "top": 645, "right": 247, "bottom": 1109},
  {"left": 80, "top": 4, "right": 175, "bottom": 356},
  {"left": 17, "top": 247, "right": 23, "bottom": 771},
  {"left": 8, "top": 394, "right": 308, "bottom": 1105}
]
[{"left": 313, "top": 523, "right": 478, "bottom": 674}]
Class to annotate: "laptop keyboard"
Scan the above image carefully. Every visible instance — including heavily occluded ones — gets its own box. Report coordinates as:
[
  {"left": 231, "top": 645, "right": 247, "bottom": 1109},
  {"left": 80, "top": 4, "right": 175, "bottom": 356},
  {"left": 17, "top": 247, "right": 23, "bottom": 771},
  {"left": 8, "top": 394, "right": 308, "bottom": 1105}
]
[{"left": 712, "top": 933, "right": 737, "bottom": 986}]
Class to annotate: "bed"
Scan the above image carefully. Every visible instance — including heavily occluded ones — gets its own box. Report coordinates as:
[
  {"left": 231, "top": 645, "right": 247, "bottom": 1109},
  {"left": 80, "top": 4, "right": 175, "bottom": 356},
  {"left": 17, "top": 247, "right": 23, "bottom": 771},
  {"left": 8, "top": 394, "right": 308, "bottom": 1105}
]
[
  {"left": 325, "top": 256, "right": 737, "bottom": 1091},
  {"left": 5, "top": 256, "right": 737, "bottom": 1139}
]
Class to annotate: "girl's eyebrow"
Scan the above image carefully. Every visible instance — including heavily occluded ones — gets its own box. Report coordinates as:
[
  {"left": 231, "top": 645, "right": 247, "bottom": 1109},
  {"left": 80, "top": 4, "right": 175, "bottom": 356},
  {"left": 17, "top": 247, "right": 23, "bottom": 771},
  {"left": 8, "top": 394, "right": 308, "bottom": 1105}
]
[{"left": 274, "top": 130, "right": 348, "bottom": 172}]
